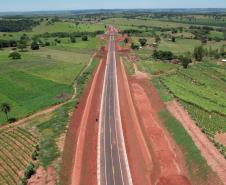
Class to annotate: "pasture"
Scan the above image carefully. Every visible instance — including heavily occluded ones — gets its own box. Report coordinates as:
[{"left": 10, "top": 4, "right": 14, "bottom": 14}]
[{"left": 0, "top": 47, "right": 91, "bottom": 124}]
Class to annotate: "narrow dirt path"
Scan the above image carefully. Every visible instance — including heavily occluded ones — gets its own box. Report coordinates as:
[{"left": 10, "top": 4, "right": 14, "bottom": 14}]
[{"left": 167, "top": 100, "right": 226, "bottom": 184}]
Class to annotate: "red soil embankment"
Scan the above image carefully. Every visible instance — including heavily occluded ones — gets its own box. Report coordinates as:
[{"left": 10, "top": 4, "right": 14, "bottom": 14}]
[
  {"left": 60, "top": 56, "right": 106, "bottom": 185},
  {"left": 118, "top": 57, "right": 191, "bottom": 185},
  {"left": 117, "top": 57, "right": 153, "bottom": 185}
]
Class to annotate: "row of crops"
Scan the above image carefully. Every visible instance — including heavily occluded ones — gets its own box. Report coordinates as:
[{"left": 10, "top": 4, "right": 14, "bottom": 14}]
[
  {"left": 0, "top": 126, "right": 38, "bottom": 185},
  {"left": 159, "top": 62, "right": 226, "bottom": 158},
  {"left": 161, "top": 63, "right": 226, "bottom": 115}
]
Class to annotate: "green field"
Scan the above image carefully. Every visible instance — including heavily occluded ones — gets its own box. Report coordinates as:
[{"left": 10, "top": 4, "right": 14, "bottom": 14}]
[
  {"left": 0, "top": 47, "right": 91, "bottom": 124},
  {"left": 33, "top": 21, "right": 105, "bottom": 34},
  {"left": 137, "top": 60, "right": 179, "bottom": 75},
  {"left": 103, "top": 18, "right": 190, "bottom": 29},
  {"left": 0, "top": 21, "right": 105, "bottom": 40}
]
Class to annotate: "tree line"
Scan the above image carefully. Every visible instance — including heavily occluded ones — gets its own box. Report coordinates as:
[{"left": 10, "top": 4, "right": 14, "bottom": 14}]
[{"left": 0, "top": 19, "right": 40, "bottom": 32}]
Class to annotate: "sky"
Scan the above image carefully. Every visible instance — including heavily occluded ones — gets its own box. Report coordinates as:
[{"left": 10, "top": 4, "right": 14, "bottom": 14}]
[{"left": 0, "top": 0, "right": 226, "bottom": 12}]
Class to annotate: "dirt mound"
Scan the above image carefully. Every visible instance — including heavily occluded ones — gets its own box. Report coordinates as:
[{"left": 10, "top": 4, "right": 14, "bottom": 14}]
[{"left": 157, "top": 175, "right": 191, "bottom": 185}]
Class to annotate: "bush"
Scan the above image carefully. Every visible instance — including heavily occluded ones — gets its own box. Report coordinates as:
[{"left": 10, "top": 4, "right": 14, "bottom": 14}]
[
  {"left": 24, "top": 162, "right": 35, "bottom": 179},
  {"left": 194, "top": 45, "right": 205, "bottom": 61},
  {"left": 8, "top": 51, "right": 21, "bottom": 59},
  {"left": 82, "top": 35, "right": 88, "bottom": 41},
  {"left": 31, "top": 41, "right": 39, "bottom": 50},
  {"left": 45, "top": 42, "right": 50, "bottom": 46},
  {"left": 153, "top": 50, "right": 174, "bottom": 60},
  {"left": 139, "top": 38, "right": 147, "bottom": 46},
  {"left": 32, "top": 150, "right": 39, "bottom": 160},
  {"left": 179, "top": 55, "right": 192, "bottom": 69},
  {"left": 131, "top": 42, "right": 139, "bottom": 50},
  {"left": 70, "top": 36, "right": 76, "bottom": 43}
]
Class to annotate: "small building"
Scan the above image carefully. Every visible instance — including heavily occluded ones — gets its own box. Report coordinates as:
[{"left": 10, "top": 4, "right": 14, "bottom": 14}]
[{"left": 222, "top": 59, "right": 226, "bottom": 62}]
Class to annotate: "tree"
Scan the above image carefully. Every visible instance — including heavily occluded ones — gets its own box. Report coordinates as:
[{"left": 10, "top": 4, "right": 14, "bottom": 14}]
[
  {"left": 24, "top": 162, "right": 35, "bottom": 179},
  {"left": 31, "top": 41, "right": 39, "bottom": 50},
  {"left": 124, "top": 37, "right": 129, "bottom": 44},
  {"left": 8, "top": 51, "right": 21, "bottom": 59},
  {"left": 172, "top": 37, "right": 176, "bottom": 42},
  {"left": 194, "top": 46, "right": 205, "bottom": 61},
  {"left": 1, "top": 103, "right": 11, "bottom": 121},
  {"left": 131, "top": 42, "right": 139, "bottom": 50},
  {"left": 70, "top": 36, "right": 76, "bottom": 43},
  {"left": 17, "top": 40, "right": 27, "bottom": 51},
  {"left": 139, "top": 38, "right": 147, "bottom": 46},
  {"left": 179, "top": 55, "right": 192, "bottom": 69},
  {"left": 82, "top": 35, "right": 88, "bottom": 41}
]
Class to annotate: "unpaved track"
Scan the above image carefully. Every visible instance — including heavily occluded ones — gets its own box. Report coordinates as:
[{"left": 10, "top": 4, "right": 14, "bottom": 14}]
[{"left": 167, "top": 100, "right": 226, "bottom": 184}]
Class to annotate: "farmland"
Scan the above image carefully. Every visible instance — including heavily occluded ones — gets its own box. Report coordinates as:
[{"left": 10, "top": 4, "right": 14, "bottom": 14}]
[
  {"left": 0, "top": 47, "right": 92, "bottom": 124},
  {"left": 0, "top": 8, "right": 226, "bottom": 185},
  {"left": 0, "top": 126, "right": 38, "bottom": 185},
  {"left": 0, "top": 15, "right": 102, "bottom": 184}
]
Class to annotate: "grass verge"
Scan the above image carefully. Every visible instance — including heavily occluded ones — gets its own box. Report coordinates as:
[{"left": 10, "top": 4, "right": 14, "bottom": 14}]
[{"left": 159, "top": 109, "right": 212, "bottom": 183}]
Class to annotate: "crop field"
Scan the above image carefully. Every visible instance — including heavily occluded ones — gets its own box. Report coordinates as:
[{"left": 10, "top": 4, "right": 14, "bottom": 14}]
[
  {"left": 0, "top": 21, "right": 105, "bottom": 40},
  {"left": 156, "top": 62, "right": 226, "bottom": 157},
  {"left": 161, "top": 63, "right": 226, "bottom": 115},
  {"left": 103, "top": 18, "right": 189, "bottom": 29},
  {"left": 137, "top": 60, "right": 180, "bottom": 75},
  {"left": 0, "top": 126, "right": 38, "bottom": 185},
  {"left": 158, "top": 38, "right": 201, "bottom": 55},
  {"left": 33, "top": 21, "right": 105, "bottom": 34},
  {"left": 0, "top": 47, "right": 91, "bottom": 124}
]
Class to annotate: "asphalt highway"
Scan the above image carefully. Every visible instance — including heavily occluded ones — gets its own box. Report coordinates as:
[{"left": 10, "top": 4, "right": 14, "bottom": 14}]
[{"left": 98, "top": 32, "right": 132, "bottom": 185}]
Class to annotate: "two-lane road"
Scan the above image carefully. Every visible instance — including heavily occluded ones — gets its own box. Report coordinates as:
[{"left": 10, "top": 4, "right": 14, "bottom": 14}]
[{"left": 98, "top": 32, "right": 132, "bottom": 185}]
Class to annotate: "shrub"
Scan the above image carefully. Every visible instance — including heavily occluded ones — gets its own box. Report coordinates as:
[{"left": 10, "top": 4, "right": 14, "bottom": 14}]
[
  {"left": 179, "top": 55, "right": 192, "bottom": 69},
  {"left": 131, "top": 42, "right": 139, "bottom": 50},
  {"left": 24, "top": 162, "right": 35, "bottom": 179},
  {"left": 8, "top": 51, "right": 21, "bottom": 59},
  {"left": 82, "top": 35, "right": 88, "bottom": 41},
  {"left": 31, "top": 41, "right": 39, "bottom": 50},
  {"left": 70, "top": 36, "right": 76, "bottom": 43},
  {"left": 139, "top": 38, "right": 147, "bottom": 46},
  {"left": 32, "top": 150, "right": 39, "bottom": 160},
  {"left": 153, "top": 50, "right": 174, "bottom": 60}
]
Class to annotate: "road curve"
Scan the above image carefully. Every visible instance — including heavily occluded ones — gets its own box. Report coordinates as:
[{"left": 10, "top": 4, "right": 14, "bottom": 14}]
[{"left": 98, "top": 31, "right": 133, "bottom": 185}]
